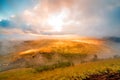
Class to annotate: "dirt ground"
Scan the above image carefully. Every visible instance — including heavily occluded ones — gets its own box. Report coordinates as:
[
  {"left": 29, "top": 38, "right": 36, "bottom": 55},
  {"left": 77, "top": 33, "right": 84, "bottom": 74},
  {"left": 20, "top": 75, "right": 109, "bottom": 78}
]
[{"left": 84, "top": 72, "right": 120, "bottom": 80}]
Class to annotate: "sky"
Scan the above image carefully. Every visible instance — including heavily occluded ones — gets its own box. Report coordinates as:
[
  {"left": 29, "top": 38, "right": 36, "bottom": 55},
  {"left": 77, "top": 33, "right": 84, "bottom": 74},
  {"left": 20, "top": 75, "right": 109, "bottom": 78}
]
[{"left": 0, "top": 0, "right": 120, "bottom": 40}]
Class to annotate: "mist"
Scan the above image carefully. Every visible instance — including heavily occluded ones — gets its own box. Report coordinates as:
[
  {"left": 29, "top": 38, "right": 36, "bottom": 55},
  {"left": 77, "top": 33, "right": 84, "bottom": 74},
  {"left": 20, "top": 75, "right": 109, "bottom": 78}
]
[{"left": 0, "top": 40, "right": 23, "bottom": 55}]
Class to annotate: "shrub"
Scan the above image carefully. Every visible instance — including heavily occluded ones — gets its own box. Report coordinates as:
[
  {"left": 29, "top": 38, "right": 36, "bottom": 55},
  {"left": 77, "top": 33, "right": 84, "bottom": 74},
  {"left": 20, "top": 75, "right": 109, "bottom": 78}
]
[{"left": 35, "top": 61, "right": 73, "bottom": 72}]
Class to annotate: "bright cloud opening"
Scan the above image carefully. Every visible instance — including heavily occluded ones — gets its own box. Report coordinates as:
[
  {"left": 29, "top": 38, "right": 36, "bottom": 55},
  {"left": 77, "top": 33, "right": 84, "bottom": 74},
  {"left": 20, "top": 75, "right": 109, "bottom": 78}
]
[{"left": 47, "top": 9, "right": 69, "bottom": 32}]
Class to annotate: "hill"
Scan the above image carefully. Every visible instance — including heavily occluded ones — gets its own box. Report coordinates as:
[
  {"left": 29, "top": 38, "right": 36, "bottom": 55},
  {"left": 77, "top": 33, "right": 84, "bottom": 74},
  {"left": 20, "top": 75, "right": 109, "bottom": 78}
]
[
  {"left": 0, "top": 58, "right": 120, "bottom": 80},
  {"left": 0, "top": 38, "right": 114, "bottom": 72}
]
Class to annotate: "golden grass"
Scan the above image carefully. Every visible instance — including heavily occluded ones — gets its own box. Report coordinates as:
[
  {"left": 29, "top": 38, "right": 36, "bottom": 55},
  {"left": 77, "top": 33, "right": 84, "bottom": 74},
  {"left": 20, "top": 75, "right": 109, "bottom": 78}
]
[
  {"left": 0, "top": 58, "right": 120, "bottom": 80},
  {"left": 19, "top": 39, "right": 107, "bottom": 56}
]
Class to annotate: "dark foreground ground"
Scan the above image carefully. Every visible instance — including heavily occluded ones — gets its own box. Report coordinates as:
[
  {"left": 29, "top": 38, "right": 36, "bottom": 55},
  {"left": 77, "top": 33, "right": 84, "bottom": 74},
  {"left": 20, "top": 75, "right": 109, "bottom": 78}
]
[{"left": 85, "top": 72, "right": 120, "bottom": 80}]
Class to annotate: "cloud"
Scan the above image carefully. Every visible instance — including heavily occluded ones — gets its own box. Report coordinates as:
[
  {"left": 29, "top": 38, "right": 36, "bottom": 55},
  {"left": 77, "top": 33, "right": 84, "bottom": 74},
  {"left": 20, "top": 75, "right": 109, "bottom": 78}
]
[
  {"left": 65, "top": 0, "right": 120, "bottom": 37},
  {"left": 0, "top": 28, "right": 25, "bottom": 35},
  {"left": 107, "top": 6, "right": 120, "bottom": 25},
  {"left": 0, "top": 0, "right": 120, "bottom": 38}
]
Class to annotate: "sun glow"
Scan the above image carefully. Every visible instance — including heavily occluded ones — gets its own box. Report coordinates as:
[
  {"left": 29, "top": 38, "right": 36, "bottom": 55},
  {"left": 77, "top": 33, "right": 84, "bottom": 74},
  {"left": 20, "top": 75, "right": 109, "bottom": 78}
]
[{"left": 47, "top": 9, "right": 68, "bottom": 32}]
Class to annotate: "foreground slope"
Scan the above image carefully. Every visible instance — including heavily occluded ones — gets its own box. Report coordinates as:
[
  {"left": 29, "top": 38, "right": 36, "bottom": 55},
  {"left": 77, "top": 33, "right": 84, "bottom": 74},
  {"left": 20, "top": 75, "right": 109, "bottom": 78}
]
[{"left": 0, "top": 58, "right": 120, "bottom": 80}]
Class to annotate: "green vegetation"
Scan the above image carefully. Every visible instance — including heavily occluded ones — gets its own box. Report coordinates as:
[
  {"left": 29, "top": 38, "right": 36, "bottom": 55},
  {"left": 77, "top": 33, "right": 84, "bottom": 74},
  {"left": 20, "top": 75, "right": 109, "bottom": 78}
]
[
  {"left": 0, "top": 58, "right": 120, "bottom": 80},
  {"left": 35, "top": 61, "right": 73, "bottom": 72}
]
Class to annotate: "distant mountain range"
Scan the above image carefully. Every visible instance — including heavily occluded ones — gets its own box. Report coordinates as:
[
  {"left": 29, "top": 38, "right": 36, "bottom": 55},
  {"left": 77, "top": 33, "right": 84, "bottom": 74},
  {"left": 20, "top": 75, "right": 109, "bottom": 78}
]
[{"left": 103, "top": 36, "right": 120, "bottom": 43}]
